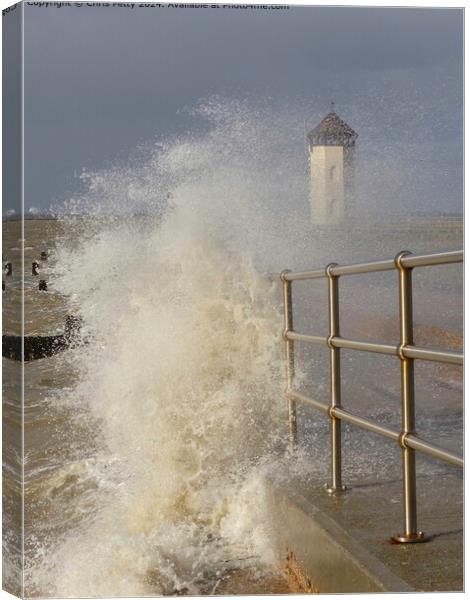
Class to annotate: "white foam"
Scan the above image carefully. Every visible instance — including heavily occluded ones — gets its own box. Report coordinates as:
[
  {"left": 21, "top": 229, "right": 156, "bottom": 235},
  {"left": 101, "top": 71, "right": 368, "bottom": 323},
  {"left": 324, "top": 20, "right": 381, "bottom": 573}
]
[{"left": 29, "top": 99, "right": 313, "bottom": 596}]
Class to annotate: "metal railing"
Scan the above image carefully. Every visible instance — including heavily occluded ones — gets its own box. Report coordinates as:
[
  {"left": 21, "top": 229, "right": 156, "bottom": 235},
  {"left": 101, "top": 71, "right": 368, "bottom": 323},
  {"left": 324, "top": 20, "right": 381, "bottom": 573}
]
[{"left": 280, "top": 249, "right": 463, "bottom": 543}]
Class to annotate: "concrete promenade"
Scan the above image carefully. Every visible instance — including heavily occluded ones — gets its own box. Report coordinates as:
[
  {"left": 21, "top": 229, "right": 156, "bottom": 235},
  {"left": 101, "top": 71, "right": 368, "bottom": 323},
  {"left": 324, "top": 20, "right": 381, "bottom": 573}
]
[{"left": 267, "top": 465, "right": 463, "bottom": 593}]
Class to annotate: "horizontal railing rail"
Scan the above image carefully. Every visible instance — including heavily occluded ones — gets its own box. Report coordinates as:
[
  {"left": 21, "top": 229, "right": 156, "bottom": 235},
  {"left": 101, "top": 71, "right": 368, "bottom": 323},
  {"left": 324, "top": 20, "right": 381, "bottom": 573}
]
[
  {"left": 285, "top": 331, "right": 463, "bottom": 365},
  {"left": 282, "top": 249, "right": 463, "bottom": 281},
  {"left": 280, "top": 249, "right": 463, "bottom": 544}
]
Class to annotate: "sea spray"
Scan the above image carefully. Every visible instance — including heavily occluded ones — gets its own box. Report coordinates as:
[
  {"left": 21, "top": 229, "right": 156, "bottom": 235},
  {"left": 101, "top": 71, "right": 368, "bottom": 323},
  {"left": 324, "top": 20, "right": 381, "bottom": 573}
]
[
  {"left": 27, "top": 99, "right": 314, "bottom": 596},
  {"left": 22, "top": 97, "right": 463, "bottom": 596}
]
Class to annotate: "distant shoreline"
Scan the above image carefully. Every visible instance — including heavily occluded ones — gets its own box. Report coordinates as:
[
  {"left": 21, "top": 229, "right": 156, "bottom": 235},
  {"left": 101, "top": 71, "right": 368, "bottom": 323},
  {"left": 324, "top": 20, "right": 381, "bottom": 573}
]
[
  {"left": 2, "top": 212, "right": 463, "bottom": 226},
  {"left": 3, "top": 214, "right": 58, "bottom": 222}
]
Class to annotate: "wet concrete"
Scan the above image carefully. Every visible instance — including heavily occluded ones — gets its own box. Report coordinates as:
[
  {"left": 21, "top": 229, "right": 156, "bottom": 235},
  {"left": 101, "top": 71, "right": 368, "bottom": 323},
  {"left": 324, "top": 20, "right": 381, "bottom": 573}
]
[
  {"left": 213, "top": 567, "right": 298, "bottom": 595},
  {"left": 267, "top": 467, "right": 463, "bottom": 593}
]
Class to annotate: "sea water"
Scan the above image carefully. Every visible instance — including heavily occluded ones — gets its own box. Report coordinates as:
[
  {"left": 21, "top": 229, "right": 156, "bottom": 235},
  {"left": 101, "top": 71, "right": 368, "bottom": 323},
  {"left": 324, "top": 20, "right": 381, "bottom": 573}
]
[{"left": 2, "top": 99, "right": 463, "bottom": 597}]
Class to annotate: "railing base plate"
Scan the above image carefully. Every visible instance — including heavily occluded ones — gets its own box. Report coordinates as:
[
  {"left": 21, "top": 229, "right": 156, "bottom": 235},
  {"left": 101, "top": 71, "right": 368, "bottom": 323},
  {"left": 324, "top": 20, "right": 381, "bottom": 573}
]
[
  {"left": 323, "top": 484, "right": 349, "bottom": 495},
  {"left": 390, "top": 531, "right": 430, "bottom": 544}
]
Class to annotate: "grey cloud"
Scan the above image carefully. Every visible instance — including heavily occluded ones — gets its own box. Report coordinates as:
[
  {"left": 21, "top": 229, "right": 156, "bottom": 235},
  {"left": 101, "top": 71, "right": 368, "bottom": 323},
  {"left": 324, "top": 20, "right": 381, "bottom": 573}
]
[{"left": 13, "top": 4, "right": 463, "bottom": 213}]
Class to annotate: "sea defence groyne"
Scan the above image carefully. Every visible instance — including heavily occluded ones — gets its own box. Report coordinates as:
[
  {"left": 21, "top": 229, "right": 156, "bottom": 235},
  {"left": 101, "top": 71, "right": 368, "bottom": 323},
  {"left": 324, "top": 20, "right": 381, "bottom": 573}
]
[
  {"left": 2, "top": 315, "right": 82, "bottom": 361},
  {"left": 2, "top": 249, "right": 82, "bottom": 360}
]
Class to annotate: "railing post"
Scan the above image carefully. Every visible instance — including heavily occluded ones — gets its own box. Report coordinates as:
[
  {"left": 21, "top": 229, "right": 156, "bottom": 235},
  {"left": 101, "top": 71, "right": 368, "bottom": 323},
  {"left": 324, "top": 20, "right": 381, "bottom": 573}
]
[
  {"left": 392, "top": 251, "right": 429, "bottom": 543},
  {"left": 325, "top": 263, "right": 347, "bottom": 494},
  {"left": 281, "top": 270, "right": 297, "bottom": 450}
]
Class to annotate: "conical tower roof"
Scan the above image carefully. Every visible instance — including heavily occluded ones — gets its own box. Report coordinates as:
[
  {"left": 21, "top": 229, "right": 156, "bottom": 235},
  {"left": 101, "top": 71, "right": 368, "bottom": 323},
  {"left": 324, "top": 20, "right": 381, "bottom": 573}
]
[{"left": 307, "top": 110, "right": 358, "bottom": 148}]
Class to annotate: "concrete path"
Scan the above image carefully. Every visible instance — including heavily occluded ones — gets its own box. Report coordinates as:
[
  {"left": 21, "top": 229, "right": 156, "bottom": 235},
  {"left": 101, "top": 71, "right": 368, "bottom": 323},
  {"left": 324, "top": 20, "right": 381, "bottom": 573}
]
[{"left": 268, "top": 467, "right": 463, "bottom": 592}]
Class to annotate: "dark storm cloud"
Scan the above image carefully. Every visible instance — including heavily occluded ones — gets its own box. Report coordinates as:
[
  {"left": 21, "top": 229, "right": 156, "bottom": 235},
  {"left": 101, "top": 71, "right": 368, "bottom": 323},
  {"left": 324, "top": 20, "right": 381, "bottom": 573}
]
[
  {"left": 14, "top": 4, "right": 463, "bottom": 213},
  {"left": 3, "top": 2, "right": 22, "bottom": 215}
]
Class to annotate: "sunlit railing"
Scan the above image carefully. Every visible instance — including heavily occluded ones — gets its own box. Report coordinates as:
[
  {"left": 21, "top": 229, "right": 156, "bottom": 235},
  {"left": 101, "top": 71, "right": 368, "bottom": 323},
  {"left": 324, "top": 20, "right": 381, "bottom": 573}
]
[{"left": 280, "top": 249, "right": 463, "bottom": 543}]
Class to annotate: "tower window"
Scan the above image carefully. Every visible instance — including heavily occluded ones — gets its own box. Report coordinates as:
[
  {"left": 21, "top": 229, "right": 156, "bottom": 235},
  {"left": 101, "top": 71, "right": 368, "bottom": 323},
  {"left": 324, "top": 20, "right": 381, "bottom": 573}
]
[{"left": 329, "top": 166, "right": 337, "bottom": 180}]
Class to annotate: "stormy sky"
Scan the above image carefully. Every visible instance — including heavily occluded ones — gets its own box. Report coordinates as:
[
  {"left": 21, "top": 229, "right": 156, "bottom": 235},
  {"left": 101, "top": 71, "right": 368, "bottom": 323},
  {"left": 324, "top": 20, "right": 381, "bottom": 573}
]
[{"left": 6, "top": 3, "right": 464, "bottom": 214}]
